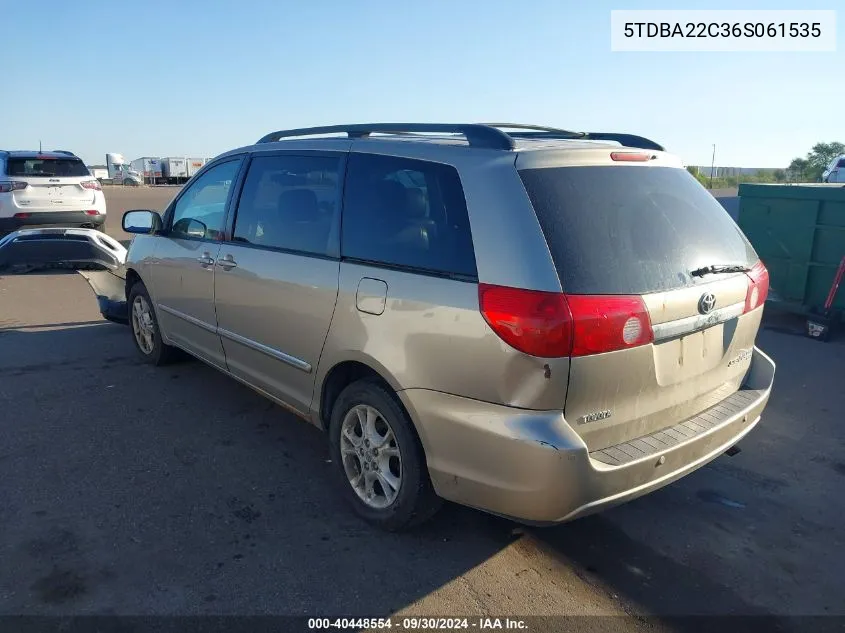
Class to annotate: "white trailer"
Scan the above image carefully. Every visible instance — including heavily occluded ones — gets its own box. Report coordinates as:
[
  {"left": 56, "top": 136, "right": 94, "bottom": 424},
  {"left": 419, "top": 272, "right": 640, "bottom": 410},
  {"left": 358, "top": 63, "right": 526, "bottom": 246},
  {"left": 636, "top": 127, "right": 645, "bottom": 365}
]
[
  {"left": 130, "top": 157, "right": 163, "bottom": 184},
  {"left": 90, "top": 168, "right": 109, "bottom": 180},
  {"left": 186, "top": 157, "right": 206, "bottom": 178},
  {"left": 160, "top": 157, "right": 188, "bottom": 184}
]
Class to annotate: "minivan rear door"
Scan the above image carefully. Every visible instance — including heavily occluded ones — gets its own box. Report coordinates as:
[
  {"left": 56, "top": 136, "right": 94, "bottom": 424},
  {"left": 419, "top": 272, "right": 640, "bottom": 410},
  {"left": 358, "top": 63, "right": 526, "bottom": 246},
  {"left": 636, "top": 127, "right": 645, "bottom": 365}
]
[
  {"left": 213, "top": 151, "right": 343, "bottom": 415},
  {"left": 517, "top": 153, "right": 765, "bottom": 452}
]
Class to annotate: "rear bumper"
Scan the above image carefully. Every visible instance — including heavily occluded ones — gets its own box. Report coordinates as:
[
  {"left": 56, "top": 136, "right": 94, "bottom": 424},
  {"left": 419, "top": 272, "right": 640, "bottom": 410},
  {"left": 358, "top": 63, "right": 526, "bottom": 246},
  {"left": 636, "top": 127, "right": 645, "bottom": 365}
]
[
  {"left": 399, "top": 346, "right": 776, "bottom": 525},
  {"left": 0, "top": 211, "right": 105, "bottom": 233}
]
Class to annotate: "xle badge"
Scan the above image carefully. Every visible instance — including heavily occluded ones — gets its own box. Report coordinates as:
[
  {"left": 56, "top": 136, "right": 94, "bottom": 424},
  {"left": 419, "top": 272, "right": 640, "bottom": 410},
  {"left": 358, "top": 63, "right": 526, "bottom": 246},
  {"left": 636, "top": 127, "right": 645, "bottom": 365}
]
[{"left": 727, "top": 349, "right": 753, "bottom": 367}]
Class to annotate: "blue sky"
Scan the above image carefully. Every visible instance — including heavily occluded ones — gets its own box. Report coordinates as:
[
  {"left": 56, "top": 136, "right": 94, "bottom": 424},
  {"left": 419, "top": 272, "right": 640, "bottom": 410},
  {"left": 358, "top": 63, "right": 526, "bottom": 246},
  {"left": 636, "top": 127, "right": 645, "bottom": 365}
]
[{"left": 3, "top": 0, "right": 841, "bottom": 167}]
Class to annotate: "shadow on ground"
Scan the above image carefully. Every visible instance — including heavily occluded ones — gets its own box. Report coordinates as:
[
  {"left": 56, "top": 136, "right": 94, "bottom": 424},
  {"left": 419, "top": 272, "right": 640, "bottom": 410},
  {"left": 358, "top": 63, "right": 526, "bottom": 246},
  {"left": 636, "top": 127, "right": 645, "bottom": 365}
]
[{"left": 0, "top": 323, "right": 517, "bottom": 617}]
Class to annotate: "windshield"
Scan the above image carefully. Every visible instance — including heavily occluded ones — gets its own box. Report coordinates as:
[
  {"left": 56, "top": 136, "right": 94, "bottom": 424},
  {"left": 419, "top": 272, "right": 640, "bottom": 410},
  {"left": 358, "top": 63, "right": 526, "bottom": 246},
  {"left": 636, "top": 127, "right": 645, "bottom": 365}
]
[
  {"left": 7, "top": 157, "right": 90, "bottom": 178},
  {"left": 518, "top": 165, "right": 759, "bottom": 295}
]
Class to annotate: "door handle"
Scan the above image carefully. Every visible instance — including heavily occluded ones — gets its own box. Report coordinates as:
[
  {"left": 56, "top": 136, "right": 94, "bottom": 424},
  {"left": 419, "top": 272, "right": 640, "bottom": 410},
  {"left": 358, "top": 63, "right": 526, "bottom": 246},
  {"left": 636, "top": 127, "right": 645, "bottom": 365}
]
[
  {"left": 197, "top": 253, "right": 215, "bottom": 267},
  {"left": 216, "top": 254, "right": 237, "bottom": 270}
]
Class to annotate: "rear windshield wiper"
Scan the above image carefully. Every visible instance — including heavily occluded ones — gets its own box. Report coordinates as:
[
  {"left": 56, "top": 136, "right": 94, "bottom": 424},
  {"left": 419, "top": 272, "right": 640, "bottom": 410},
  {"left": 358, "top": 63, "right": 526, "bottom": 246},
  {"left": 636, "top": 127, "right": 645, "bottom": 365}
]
[{"left": 690, "top": 264, "right": 751, "bottom": 278}]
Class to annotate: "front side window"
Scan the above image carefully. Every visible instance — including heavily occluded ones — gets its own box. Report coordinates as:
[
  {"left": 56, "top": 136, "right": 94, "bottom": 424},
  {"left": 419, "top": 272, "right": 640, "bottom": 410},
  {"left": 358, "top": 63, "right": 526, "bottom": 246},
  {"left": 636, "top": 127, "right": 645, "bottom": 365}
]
[
  {"left": 232, "top": 154, "right": 342, "bottom": 256},
  {"left": 169, "top": 159, "right": 242, "bottom": 240},
  {"left": 341, "top": 153, "right": 477, "bottom": 278}
]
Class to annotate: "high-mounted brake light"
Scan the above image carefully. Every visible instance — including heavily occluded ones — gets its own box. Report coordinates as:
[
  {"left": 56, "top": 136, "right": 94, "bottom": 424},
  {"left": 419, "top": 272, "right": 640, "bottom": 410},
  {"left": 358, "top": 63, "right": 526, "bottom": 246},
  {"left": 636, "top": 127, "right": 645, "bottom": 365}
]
[
  {"left": 0, "top": 181, "right": 28, "bottom": 193},
  {"left": 478, "top": 284, "right": 654, "bottom": 358},
  {"left": 610, "top": 152, "right": 653, "bottom": 162},
  {"left": 81, "top": 180, "right": 102, "bottom": 191},
  {"left": 744, "top": 261, "right": 769, "bottom": 313}
]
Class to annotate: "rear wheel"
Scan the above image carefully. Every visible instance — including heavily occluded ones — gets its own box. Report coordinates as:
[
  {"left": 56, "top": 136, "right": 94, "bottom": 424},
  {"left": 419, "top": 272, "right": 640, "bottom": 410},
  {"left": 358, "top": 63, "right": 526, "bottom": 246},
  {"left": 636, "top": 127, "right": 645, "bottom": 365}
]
[
  {"left": 128, "top": 281, "right": 178, "bottom": 365},
  {"left": 328, "top": 379, "right": 441, "bottom": 531}
]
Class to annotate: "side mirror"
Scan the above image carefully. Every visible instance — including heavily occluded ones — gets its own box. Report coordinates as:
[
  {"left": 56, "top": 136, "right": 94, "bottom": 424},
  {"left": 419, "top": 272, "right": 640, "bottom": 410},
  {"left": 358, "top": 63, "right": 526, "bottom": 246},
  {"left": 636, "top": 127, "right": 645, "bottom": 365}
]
[
  {"left": 185, "top": 218, "right": 207, "bottom": 239},
  {"left": 122, "top": 210, "right": 162, "bottom": 234}
]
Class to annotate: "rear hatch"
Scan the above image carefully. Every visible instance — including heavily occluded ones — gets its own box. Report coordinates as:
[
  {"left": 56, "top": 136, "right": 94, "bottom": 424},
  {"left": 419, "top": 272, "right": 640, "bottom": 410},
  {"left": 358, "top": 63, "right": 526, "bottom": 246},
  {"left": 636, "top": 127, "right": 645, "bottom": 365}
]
[
  {"left": 516, "top": 151, "right": 768, "bottom": 452},
  {"left": 6, "top": 156, "right": 96, "bottom": 211}
]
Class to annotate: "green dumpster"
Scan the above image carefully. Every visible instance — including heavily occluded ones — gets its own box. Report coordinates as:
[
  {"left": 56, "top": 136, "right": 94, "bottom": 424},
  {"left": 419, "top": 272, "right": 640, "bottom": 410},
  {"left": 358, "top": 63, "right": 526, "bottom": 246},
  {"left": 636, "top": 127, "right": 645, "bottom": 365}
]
[{"left": 737, "top": 183, "right": 845, "bottom": 320}]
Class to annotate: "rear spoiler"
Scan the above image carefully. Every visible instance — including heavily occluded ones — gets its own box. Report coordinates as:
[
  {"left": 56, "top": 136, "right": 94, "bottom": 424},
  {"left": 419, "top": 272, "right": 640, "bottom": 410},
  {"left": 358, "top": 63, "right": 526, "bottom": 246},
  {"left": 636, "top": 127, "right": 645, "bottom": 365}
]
[
  {"left": 580, "top": 133, "right": 665, "bottom": 152},
  {"left": 480, "top": 124, "right": 666, "bottom": 152}
]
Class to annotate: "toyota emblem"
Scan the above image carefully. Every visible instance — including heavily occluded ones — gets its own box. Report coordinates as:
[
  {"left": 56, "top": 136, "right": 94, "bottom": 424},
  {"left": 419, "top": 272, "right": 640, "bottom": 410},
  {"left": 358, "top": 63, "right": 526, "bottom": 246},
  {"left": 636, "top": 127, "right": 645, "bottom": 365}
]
[{"left": 698, "top": 292, "right": 717, "bottom": 315}]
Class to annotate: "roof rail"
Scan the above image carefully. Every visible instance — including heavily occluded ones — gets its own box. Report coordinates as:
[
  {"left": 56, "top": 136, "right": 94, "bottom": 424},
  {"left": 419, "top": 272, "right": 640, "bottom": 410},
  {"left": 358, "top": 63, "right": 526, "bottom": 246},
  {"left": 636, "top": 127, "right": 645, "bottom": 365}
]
[
  {"left": 256, "top": 123, "right": 665, "bottom": 152},
  {"left": 481, "top": 123, "right": 665, "bottom": 151},
  {"left": 256, "top": 124, "right": 515, "bottom": 150}
]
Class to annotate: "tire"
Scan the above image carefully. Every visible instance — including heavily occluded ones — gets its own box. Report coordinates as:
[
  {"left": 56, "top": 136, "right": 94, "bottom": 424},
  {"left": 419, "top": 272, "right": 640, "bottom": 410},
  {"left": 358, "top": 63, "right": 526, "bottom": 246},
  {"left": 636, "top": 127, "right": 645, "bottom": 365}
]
[
  {"left": 127, "top": 281, "right": 178, "bottom": 365},
  {"left": 328, "top": 379, "right": 441, "bottom": 531}
]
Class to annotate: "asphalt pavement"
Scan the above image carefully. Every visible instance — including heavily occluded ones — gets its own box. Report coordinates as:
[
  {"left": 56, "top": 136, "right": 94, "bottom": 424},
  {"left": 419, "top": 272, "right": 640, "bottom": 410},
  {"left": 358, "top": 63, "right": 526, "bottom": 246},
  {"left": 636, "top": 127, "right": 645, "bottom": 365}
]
[{"left": 0, "top": 188, "right": 843, "bottom": 631}]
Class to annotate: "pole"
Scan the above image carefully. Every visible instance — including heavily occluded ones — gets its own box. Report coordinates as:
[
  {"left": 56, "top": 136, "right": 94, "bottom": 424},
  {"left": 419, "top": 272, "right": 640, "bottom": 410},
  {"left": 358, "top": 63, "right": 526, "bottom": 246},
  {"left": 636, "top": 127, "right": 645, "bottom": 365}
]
[{"left": 709, "top": 144, "right": 716, "bottom": 189}]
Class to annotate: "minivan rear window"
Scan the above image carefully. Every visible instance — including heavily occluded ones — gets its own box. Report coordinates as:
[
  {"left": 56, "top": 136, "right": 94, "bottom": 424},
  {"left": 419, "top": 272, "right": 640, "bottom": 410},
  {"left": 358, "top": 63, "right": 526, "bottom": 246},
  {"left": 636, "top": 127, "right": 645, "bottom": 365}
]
[
  {"left": 518, "top": 165, "right": 758, "bottom": 295},
  {"left": 7, "top": 158, "right": 90, "bottom": 178}
]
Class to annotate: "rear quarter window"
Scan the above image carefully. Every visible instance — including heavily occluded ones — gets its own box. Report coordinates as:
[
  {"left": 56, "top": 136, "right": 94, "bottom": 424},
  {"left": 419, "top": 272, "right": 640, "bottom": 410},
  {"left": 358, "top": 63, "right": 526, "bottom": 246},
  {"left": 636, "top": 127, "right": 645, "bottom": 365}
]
[
  {"left": 341, "top": 152, "right": 477, "bottom": 278},
  {"left": 518, "top": 165, "right": 758, "bottom": 295}
]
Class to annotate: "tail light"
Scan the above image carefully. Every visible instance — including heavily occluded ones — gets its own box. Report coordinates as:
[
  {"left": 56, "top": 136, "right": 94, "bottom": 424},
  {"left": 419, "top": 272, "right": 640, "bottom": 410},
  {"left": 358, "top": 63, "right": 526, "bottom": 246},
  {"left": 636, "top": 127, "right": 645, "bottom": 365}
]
[
  {"left": 478, "top": 284, "right": 654, "bottom": 358},
  {"left": 744, "top": 261, "right": 770, "bottom": 313},
  {"left": 478, "top": 284, "right": 573, "bottom": 357},
  {"left": 84, "top": 210, "right": 101, "bottom": 216},
  {"left": 0, "top": 181, "right": 28, "bottom": 193},
  {"left": 566, "top": 295, "right": 653, "bottom": 356},
  {"left": 81, "top": 180, "right": 102, "bottom": 191}
]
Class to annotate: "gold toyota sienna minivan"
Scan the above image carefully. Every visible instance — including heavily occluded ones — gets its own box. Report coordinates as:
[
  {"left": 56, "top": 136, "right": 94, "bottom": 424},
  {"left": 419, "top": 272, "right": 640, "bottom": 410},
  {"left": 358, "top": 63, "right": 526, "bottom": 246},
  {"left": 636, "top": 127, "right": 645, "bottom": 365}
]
[{"left": 119, "top": 123, "right": 776, "bottom": 531}]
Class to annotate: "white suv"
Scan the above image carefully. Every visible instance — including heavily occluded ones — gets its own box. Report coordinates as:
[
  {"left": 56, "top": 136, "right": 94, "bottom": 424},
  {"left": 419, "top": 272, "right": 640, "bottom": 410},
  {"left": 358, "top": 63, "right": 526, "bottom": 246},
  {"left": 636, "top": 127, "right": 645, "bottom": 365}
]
[{"left": 0, "top": 150, "right": 107, "bottom": 235}]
